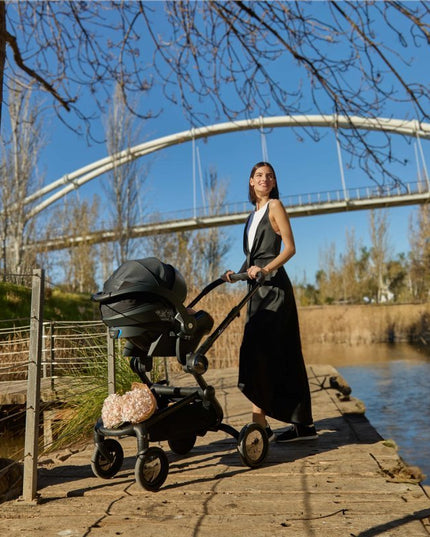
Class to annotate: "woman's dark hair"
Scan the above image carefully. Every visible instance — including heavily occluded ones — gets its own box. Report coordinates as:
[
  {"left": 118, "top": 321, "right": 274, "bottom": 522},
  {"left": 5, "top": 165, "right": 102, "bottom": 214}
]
[{"left": 248, "top": 161, "right": 279, "bottom": 205}]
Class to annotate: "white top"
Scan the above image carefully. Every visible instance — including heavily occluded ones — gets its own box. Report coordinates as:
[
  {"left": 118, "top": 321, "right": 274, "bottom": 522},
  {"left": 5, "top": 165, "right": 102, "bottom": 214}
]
[{"left": 246, "top": 202, "right": 269, "bottom": 251}]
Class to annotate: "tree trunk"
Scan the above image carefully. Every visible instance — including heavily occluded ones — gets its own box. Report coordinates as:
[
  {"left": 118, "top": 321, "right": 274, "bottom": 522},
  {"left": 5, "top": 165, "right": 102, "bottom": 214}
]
[{"left": 0, "top": 2, "right": 6, "bottom": 128}]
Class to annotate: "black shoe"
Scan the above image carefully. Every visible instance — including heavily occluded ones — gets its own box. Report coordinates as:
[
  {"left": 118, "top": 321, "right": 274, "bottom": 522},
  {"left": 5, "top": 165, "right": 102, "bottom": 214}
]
[
  {"left": 265, "top": 425, "right": 275, "bottom": 443},
  {"left": 276, "top": 424, "right": 318, "bottom": 443}
]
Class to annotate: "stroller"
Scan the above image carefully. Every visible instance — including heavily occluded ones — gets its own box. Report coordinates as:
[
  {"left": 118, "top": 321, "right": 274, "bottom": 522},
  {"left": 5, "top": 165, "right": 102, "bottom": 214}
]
[{"left": 90, "top": 257, "right": 268, "bottom": 491}]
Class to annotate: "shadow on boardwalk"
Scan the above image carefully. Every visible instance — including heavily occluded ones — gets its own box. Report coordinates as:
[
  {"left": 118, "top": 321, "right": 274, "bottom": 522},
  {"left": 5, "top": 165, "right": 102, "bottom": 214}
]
[{"left": 1, "top": 364, "right": 429, "bottom": 537}]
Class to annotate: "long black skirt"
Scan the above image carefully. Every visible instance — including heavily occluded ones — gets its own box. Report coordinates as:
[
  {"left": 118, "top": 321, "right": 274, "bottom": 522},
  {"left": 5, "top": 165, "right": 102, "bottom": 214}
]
[{"left": 238, "top": 271, "right": 313, "bottom": 425}]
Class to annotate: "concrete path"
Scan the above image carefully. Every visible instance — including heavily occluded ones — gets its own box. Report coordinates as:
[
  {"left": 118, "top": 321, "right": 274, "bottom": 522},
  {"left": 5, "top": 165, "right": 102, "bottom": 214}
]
[{"left": 1, "top": 365, "right": 430, "bottom": 537}]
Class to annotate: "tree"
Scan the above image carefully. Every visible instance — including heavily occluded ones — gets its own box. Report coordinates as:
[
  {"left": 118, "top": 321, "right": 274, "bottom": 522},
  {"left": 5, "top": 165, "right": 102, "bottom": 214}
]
[
  {"left": 103, "top": 84, "right": 147, "bottom": 266},
  {"left": 386, "top": 253, "right": 408, "bottom": 302},
  {"left": 1, "top": 2, "right": 429, "bottom": 183},
  {"left": 194, "top": 167, "right": 231, "bottom": 283},
  {"left": 0, "top": 81, "right": 45, "bottom": 276},
  {"left": 369, "top": 210, "right": 392, "bottom": 303},
  {"left": 317, "top": 242, "right": 339, "bottom": 304},
  {"left": 339, "top": 229, "right": 364, "bottom": 303},
  {"left": 145, "top": 228, "right": 201, "bottom": 291},
  {"left": 144, "top": 167, "right": 231, "bottom": 290},
  {"left": 47, "top": 194, "right": 100, "bottom": 293},
  {"left": 408, "top": 204, "right": 430, "bottom": 301}
]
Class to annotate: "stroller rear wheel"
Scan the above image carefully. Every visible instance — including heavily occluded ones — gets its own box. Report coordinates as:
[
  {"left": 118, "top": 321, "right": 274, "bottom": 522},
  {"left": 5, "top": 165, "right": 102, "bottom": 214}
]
[
  {"left": 168, "top": 434, "right": 197, "bottom": 455},
  {"left": 135, "top": 447, "right": 169, "bottom": 491},
  {"left": 91, "top": 438, "right": 124, "bottom": 479},
  {"left": 237, "top": 423, "right": 268, "bottom": 468}
]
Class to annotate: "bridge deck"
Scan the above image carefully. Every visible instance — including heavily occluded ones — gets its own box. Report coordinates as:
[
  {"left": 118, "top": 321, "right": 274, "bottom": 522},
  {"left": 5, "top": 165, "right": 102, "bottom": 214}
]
[{"left": 34, "top": 179, "right": 430, "bottom": 251}]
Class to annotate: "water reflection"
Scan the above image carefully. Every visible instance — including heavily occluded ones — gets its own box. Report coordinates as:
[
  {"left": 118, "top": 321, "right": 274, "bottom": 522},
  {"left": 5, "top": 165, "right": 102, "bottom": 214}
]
[
  {"left": 303, "top": 341, "right": 430, "bottom": 366},
  {"left": 305, "top": 342, "right": 430, "bottom": 486}
]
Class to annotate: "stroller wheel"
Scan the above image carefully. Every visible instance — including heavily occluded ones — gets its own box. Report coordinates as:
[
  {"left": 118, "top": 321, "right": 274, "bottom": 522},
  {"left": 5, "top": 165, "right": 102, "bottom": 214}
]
[
  {"left": 91, "top": 438, "right": 124, "bottom": 479},
  {"left": 168, "top": 434, "right": 197, "bottom": 455},
  {"left": 135, "top": 447, "right": 169, "bottom": 491},
  {"left": 237, "top": 423, "right": 268, "bottom": 468}
]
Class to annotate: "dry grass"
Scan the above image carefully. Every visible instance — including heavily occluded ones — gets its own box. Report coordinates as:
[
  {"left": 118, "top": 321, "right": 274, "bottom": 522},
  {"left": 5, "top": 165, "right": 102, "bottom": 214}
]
[
  {"left": 186, "top": 287, "right": 246, "bottom": 369},
  {"left": 187, "top": 289, "right": 430, "bottom": 367},
  {"left": 0, "top": 329, "right": 30, "bottom": 381},
  {"left": 298, "top": 303, "right": 430, "bottom": 346}
]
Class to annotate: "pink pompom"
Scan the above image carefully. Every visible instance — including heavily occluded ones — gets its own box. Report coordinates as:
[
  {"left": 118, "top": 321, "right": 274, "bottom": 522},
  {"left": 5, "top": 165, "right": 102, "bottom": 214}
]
[
  {"left": 101, "top": 384, "right": 157, "bottom": 428},
  {"left": 101, "top": 393, "right": 124, "bottom": 428}
]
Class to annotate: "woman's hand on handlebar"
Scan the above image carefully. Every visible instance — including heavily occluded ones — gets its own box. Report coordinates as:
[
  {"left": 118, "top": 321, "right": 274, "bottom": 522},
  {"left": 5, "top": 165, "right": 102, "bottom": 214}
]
[
  {"left": 221, "top": 269, "right": 266, "bottom": 283},
  {"left": 247, "top": 265, "right": 267, "bottom": 280},
  {"left": 221, "top": 270, "right": 235, "bottom": 283}
]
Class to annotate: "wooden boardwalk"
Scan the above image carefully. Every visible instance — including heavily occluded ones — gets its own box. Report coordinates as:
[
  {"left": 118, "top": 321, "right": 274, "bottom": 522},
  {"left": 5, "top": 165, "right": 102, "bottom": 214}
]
[
  {"left": 0, "top": 364, "right": 429, "bottom": 537},
  {"left": 0, "top": 377, "right": 86, "bottom": 405}
]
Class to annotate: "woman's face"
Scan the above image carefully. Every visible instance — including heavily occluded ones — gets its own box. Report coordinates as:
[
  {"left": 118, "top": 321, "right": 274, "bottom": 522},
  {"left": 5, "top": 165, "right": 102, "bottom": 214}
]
[{"left": 250, "top": 165, "right": 276, "bottom": 198}]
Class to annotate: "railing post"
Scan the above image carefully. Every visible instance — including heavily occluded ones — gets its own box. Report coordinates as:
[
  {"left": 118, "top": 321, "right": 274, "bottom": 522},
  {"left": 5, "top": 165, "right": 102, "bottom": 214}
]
[
  {"left": 42, "top": 322, "right": 47, "bottom": 379},
  {"left": 22, "top": 268, "right": 45, "bottom": 503},
  {"left": 107, "top": 329, "right": 116, "bottom": 395},
  {"left": 49, "top": 321, "right": 55, "bottom": 390}
]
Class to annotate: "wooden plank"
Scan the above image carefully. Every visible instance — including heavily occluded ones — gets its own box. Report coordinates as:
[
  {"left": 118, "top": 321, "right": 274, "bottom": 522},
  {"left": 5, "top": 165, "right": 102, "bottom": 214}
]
[
  {"left": 0, "top": 364, "right": 429, "bottom": 537},
  {"left": 0, "top": 377, "right": 94, "bottom": 406}
]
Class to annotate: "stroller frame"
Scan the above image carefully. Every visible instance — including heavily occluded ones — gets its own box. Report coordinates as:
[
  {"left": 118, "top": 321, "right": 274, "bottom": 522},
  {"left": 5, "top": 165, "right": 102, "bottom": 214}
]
[{"left": 91, "top": 272, "right": 269, "bottom": 491}]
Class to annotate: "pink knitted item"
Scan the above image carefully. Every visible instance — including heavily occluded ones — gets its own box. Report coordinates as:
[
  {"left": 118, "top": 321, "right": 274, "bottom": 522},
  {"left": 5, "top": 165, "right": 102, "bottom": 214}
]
[{"left": 101, "top": 383, "right": 157, "bottom": 428}]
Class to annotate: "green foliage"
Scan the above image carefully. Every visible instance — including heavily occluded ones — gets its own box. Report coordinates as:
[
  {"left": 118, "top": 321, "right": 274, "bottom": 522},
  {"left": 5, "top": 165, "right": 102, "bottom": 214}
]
[
  {"left": 48, "top": 353, "right": 142, "bottom": 451},
  {"left": 0, "top": 281, "right": 98, "bottom": 322},
  {"left": 296, "top": 207, "right": 430, "bottom": 306},
  {"left": 46, "top": 335, "right": 168, "bottom": 451}
]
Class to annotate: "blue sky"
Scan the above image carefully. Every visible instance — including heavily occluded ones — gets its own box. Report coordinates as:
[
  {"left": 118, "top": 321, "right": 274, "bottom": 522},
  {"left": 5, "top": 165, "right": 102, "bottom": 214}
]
[{"left": 32, "top": 2, "right": 430, "bottom": 285}]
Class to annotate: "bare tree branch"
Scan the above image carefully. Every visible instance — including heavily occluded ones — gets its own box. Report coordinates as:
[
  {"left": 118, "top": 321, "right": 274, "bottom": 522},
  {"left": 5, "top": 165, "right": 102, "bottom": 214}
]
[{"left": 0, "top": 1, "right": 429, "bottom": 183}]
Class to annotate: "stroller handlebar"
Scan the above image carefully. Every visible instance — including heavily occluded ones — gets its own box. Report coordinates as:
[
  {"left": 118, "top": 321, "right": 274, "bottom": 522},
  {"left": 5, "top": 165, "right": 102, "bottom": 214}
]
[
  {"left": 229, "top": 272, "right": 248, "bottom": 282},
  {"left": 187, "top": 271, "right": 265, "bottom": 310},
  {"left": 229, "top": 271, "right": 266, "bottom": 284}
]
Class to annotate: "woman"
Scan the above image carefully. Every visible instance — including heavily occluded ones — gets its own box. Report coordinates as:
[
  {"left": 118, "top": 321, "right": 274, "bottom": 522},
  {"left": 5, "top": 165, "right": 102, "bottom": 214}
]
[{"left": 223, "top": 162, "right": 317, "bottom": 442}]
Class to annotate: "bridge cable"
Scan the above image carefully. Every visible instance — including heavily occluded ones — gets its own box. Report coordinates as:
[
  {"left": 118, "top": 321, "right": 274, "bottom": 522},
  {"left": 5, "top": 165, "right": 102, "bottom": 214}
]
[
  {"left": 334, "top": 119, "right": 349, "bottom": 202},
  {"left": 414, "top": 142, "right": 423, "bottom": 186},
  {"left": 415, "top": 130, "right": 430, "bottom": 190},
  {"left": 196, "top": 145, "right": 207, "bottom": 215},
  {"left": 260, "top": 116, "right": 269, "bottom": 162},
  {"left": 191, "top": 129, "right": 197, "bottom": 219}
]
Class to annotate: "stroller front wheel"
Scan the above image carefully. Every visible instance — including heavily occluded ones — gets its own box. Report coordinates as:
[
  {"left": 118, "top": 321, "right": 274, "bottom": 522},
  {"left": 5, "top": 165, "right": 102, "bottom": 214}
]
[
  {"left": 237, "top": 423, "right": 268, "bottom": 468},
  {"left": 135, "top": 447, "right": 169, "bottom": 491},
  {"left": 91, "top": 438, "right": 124, "bottom": 479}
]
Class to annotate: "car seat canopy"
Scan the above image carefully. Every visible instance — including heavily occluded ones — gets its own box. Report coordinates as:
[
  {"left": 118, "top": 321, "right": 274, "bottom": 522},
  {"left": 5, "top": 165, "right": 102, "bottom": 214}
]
[
  {"left": 96, "top": 257, "right": 188, "bottom": 339},
  {"left": 93, "top": 257, "right": 213, "bottom": 362},
  {"left": 102, "top": 257, "right": 187, "bottom": 304}
]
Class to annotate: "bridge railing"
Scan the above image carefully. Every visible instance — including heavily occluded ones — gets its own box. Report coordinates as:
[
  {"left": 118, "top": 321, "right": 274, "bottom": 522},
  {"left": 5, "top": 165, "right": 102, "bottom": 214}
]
[{"left": 140, "top": 179, "right": 430, "bottom": 224}]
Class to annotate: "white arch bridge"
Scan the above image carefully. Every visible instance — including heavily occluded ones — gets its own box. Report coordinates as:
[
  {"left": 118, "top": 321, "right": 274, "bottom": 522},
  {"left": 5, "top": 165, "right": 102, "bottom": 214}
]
[{"left": 27, "top": 114, "right": 430, "bottom": 252}]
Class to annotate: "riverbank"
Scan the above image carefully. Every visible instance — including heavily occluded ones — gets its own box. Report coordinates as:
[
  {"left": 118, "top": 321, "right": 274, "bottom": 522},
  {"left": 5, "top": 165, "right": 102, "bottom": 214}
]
[
  {"left": 298, "top": 302, "right": 430, "bottom": 346},
  {"left": 201, "top": 298, "right": 430, "bottom": 367},
  {"left": 1, "top": 364, "right": 429, "bottom": 536}
]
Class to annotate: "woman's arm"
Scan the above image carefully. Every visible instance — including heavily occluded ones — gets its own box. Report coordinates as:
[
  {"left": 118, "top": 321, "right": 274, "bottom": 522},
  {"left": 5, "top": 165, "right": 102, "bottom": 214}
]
[{"left": 264, "top": 199, "right": 296, "bottom": 274}]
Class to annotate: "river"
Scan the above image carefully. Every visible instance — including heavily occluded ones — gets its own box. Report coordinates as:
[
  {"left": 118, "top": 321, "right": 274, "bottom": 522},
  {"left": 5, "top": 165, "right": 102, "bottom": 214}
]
[{"left": 304, "top": 342, "right": 430, "bottom": 486}]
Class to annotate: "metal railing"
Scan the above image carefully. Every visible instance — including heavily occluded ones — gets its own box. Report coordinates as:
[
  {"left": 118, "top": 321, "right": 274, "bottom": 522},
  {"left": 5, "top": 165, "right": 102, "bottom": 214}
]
[
  {"left": 0, "top": 271, "right": 117, "bottom": 503},
  {"left": 139, "top": 178, "right": 430, "bottom": 223},
  {"left": 0, "top": 320, "right": 109, "bottom": 382}
]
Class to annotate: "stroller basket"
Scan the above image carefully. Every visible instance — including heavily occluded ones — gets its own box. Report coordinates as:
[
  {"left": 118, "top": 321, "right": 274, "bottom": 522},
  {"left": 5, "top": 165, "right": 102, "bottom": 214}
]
[{"left": 90, "top": 257, "right": 269, "bottom": 491}]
